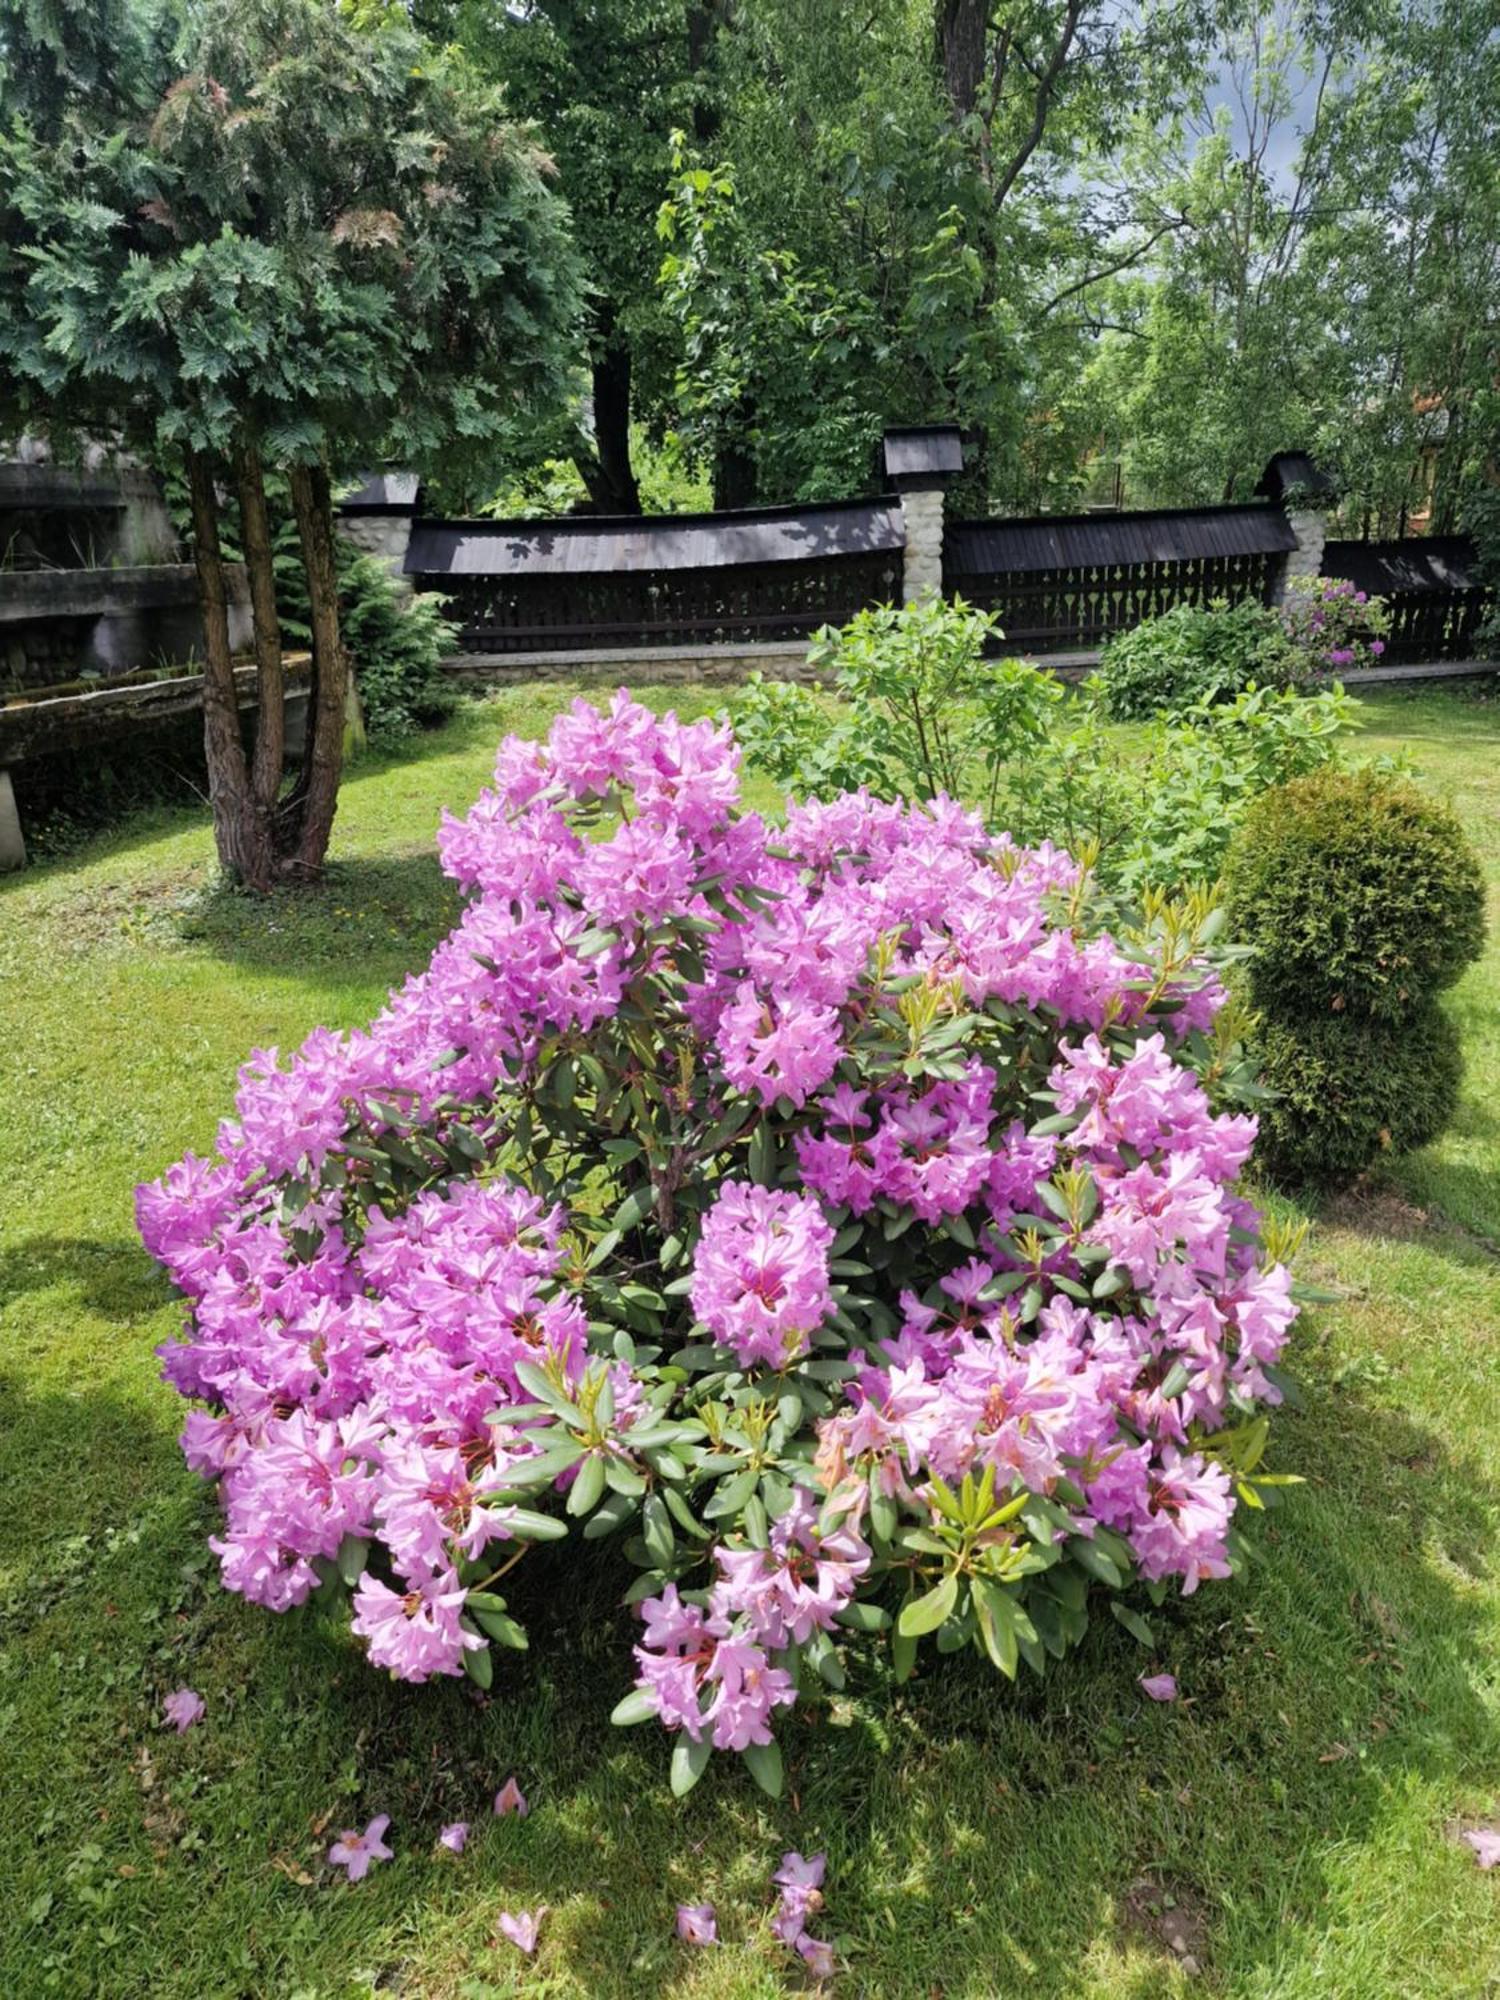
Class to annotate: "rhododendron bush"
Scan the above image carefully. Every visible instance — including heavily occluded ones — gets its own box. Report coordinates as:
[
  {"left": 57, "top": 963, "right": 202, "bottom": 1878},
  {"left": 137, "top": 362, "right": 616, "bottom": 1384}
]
[{"left": 139, "top": 691, "right": 1302, "bottom": 1796}]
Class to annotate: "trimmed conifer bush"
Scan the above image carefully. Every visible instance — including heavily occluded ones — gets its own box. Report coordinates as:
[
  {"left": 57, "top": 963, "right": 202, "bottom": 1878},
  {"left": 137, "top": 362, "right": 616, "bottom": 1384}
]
[
  {"left": 1223, "top": 769, "right": 1485, "bottom": 1020},
  {"left": 1251, "top": 1002, "right": 1463, "bottom": 1185},
  {"left": 1224, "top": 767, "right": 1484, "bottom": 1185}
]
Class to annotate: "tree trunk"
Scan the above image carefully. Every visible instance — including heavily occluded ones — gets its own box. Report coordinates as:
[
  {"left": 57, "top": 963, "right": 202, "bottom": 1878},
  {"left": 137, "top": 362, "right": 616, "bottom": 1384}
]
[
  {"left": 235, "top": 440, "right": 285, "bottom": 817},
  {"left": 576, "top": 310, "right": 641, "bottom": 514},
  {"left": 281, "top": 458, "right": 348, "bottom": 878},
  {"left": 936, "top": 0, "right": 988, "bottom": 120},
  {"left": 187, "top": 446, "right": 272, "bottom": 890},
  {"left": 713, "top": 410, "right": 758, "bottom": 510}
]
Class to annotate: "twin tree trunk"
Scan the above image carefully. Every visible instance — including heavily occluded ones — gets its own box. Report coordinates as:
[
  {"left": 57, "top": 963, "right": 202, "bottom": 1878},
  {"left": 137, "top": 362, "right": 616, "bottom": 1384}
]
[{"left": 186, "top": 445, "right": 350, "bottom": 891}]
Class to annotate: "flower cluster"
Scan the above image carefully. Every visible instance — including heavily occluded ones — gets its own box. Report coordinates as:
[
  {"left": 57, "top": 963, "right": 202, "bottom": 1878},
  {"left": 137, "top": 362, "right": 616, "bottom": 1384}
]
[
  {"left": 1280, "top": 573, "right": 1390, "bottom": 676},
  {"left": 140, "top": 691, "right": 1300, "bottom": 1790}
]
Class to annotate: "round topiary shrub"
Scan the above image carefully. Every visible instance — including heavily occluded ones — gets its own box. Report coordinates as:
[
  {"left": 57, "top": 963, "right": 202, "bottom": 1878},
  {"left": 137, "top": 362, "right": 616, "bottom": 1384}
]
[
  {"left": 1222, "top": 768, "right": 1486, "bottom": 1021},
  {"left": 1252, "top": 1000, "right": 1463, "bottom": 1185}
]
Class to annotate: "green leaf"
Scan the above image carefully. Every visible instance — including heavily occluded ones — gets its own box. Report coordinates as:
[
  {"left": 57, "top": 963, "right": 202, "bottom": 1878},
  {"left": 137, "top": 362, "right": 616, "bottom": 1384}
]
[
  {"left": 463, "top": 1642, "right": 493, "bottom": 1689},
  {"left": 471, "top": 1607, "right": 528, "bottom": 1649},
  {"left": 566, "top": 1453, "right": 606, "bottom": 1516},
  {"left": 741, "top": 1738, "right": 784, "bottom": 1798},
  {"left": 611, "top": 1688, "right": 658, "bottom": 1727},
  {"left": 336, "top": 1533, "right": 369, "bottom": 1587},
  {"left": 670, "top": 1733, "right": 712, "bottom": 1797},
  {"left": 642, "top": 1493, "right": 676, "bottom": 1570},
  {"left": 504, "top": 1508, "right": 569, "bottom": 1543},
  {"left": 898, "top": 1572, "right": 959, "bottom": 1637}
]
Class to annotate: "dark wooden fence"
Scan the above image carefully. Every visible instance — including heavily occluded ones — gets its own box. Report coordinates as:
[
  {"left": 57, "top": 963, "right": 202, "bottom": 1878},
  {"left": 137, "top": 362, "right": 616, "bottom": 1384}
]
[
  {"left": 1322, "top": 536, "right": 1487, "bottom": 664},
  {"left": 943, "top": 504, "right": 1296, "bottom": 652},
  {"left": 406, "top": 500, "right": 903, "bottom": 652}
]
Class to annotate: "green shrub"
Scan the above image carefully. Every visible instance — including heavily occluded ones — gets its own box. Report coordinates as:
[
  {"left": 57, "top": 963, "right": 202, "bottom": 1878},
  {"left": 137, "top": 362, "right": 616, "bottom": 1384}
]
[
  {"left": 1222, "top": 769, "right": 1486, "bottom": 1020},
  {"left": 737, "top": 597, "right": 1063, "bottom": 815},
  {"left": 1097, "top": 600, "right": 1288, "bottom": 720},
  {"left": 1251, "top": 1001, "right": 1463, "bottom": 1185},
  {"left": 276, "top": 532, "right": 457, "bottom": 743}
]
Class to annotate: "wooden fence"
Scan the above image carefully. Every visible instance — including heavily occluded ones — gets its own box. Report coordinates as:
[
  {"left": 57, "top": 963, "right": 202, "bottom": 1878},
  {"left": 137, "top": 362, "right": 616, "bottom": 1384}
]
[
  {"left": 942, "top": 505, "right": 1295, "bottom": 652},
  {"left": 1322, "top": 537, "right": 1486, "bottom": 663},
  {"left": 406, "top": 500, "right": 904, "bottom": 653}
]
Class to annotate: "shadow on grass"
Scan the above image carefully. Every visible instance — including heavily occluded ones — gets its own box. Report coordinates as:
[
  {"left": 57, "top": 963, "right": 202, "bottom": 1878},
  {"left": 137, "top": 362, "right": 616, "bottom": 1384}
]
[
  {"left": 5, "top": 1339, "right": 1498, "bottom": 1998},
  {"left": 171, "top": 850, "right": 464, "bottom": 978}
]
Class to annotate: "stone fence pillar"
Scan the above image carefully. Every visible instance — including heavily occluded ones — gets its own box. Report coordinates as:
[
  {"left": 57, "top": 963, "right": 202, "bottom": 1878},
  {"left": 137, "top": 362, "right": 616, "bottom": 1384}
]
[
  {"left": 882, "top": 427, "right": 964, "bottom": 604},
  {"left": 1274, "top": 508, "right": 1328, "bottom": 604},
  {"left": 336, "top": 472, "right": 420, "bottom": 594}
]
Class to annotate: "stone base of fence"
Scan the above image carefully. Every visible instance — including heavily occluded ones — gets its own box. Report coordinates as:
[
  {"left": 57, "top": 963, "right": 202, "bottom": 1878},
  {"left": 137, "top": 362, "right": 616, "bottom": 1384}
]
[
  {"left": 442, "top": 643, "right": 1499, "bottom": 699},
  {"left": 441, "top": 640, "right": 829, "bottom": 689}
]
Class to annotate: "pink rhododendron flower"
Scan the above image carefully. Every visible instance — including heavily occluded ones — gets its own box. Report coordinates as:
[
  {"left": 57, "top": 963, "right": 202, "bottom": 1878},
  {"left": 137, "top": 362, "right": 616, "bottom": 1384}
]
[
  {"left": 328, "top": 1815, "right": 392, "bottom": 1882},
  {"left": 676, "top": 1902, "right": 717, "bottom": 1944},
  {"left": 162, "top": 1687, "right": 205, "bottom": 1733},
  {"left": 691, "top": 1182, "right": 835, "bottom": 1368},
  {"left": 138, "top": 692, "right": 1300, "bottom": 1787}
]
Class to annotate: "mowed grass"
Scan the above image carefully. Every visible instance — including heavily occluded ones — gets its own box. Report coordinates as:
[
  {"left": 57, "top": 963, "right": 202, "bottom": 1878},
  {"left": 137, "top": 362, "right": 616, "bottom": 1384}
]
[{"left": 2, "top": 683, "right": 1497, "bottom": 2000}]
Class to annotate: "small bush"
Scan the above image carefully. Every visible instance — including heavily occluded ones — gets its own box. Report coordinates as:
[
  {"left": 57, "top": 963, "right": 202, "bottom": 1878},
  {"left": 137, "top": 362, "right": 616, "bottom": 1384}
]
[
  {"left": 1097, "top": 600, "right": 1286, "bottom": 720},
  {"left": 1252, "top": 1002, "right": 1462, "bottom": 1185},
  {"left": 277, "top": 532, "right": 457, "bottom": 744},
  {"left": 1222, "top": 769, "right": 1486, "bottom": 1020}
]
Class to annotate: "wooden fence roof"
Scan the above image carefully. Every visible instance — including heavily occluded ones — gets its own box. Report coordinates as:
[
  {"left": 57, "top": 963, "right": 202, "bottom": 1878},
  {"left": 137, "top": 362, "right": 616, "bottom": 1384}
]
[
  {"left": 946, "top": 503, "right": 1296, "bottom": 576},
  {"left": 405, "top": 498, "right": 903, "bottom": 578},
  {"left": 1323, "top": 536, "right": 1478, "bottom": 594}
]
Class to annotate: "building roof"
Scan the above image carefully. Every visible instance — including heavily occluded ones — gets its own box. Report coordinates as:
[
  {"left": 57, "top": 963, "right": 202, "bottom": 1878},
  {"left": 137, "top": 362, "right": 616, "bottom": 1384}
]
[
  {"left": 1255, "top": 451, "right": 1335, "bottom": 502},
  {"left": 945, "top": 503, "right": 1296, "bottom": 576},
  {"left": 1323, "top": 535, "right": 1478, "bottom": 594},
  {"left": 404, "top": 498, "right": 903, "bottom": 577}
]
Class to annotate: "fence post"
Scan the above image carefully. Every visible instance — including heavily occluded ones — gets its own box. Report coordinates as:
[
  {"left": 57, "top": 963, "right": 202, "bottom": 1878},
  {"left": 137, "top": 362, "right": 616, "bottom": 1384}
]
[{"left": 882, "top": 427, "right": 964, "bottom": 604}]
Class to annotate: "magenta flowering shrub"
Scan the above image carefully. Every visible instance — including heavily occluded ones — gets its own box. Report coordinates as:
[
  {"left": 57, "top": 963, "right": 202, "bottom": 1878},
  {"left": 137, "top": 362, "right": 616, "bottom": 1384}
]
[
  {"left": 139, "top": 691, "right": 1302, "bottom": 1796},
  {"left": 1280, "top": 574, "right": 1390, "bottom": 675}
]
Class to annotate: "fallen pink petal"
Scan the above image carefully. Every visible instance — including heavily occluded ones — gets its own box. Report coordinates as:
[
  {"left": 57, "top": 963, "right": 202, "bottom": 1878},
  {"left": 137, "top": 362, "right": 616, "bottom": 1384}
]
[
  {"left": 162, "top": 1687, "right": 205, "bottom": 1733},
  {"left": 1463, "top": 1829, "right": 1500, "bottom": 1869},
  {"left": 1139, "top": 1672, "right": 1178, "bottom": 1702},
  {"left": 494, "top": 1776, "right": 529, "bottom": 1818},
  {"left": 327, "top": 1814, "right": 392, "bottom": 1883},
  {"left": 498, "top": 1907, "right": 545, "bottom": 1953},
  {"left": 676, "top": 1901, "right": 717, "bottom": 1944},
  {"left": 438, "top": 1822, "right": 469, "bottom": 1854},
  {"left": 797, "top": 1934, "right": 838, "bottom": 1977}
]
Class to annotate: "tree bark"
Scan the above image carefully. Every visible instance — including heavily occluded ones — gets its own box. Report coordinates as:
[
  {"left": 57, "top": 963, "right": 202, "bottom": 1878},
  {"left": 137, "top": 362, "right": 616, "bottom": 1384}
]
[
  {"left": 576, "top": 309, "right": 642, "bottom": 514},
  {"left": 187, "top": 446, "right": 272, "bottom": 890},
  {"left": 937, "top": 0, "right": 988, "bottom": 120},
  {"left": 282, "top": 458, "right": 348, "bottom": 878},
  {"left": 235, "top": 440, "right": 285, "bottom": 816},
  {"left": 713, "top": 408, "right": 758, "bottom": 510}
]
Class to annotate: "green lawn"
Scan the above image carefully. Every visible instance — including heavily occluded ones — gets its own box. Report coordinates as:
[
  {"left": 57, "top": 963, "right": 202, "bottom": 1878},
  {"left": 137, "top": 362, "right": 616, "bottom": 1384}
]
[{"left": 3, "top": 684, "right": 1497, "bottom": 2000}]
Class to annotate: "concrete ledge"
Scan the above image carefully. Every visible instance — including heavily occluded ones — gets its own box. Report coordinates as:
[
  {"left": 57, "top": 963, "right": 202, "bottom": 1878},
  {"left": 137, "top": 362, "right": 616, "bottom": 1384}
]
[
  {"left": 0, "top": 653, "right": 311, "bottom": 763},
  {"left": 0, "top": 563, "right": 227, "bottom": 626}
]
